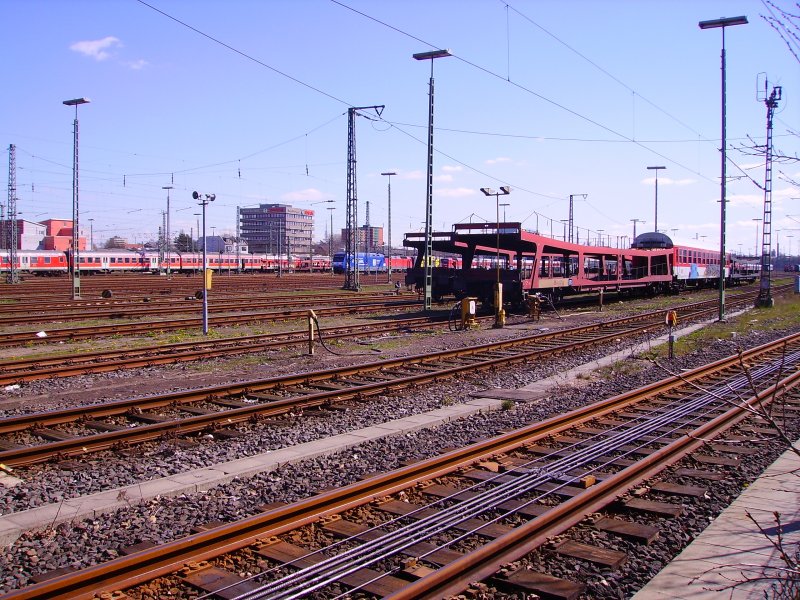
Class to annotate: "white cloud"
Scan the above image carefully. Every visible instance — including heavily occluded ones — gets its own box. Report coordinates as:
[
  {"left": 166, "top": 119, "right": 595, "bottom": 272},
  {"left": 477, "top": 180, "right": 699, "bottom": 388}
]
[
  {"left": 70, "top": 36, "right": 121, "bottom": 61},
  {"left": 441, "top": 165, "right": 463, "bottom": 172},
  {"left": 434, "top": 174, "right": 453, "bottom": 182},
  {"left": 642, "top": 177, "right": 694, "bottom": 186},
  {"left": 402, "top": 170, "right": 424, "bottom": 180},
  {"left": 727, "top": 193, "right": 763, "bottom": 208},
  {"left": 485, "top": 157, "right": 511, "bottom": 165},
  {"left": 281, "top": 188, "right": 325, "bottom": 202},
  {"left": 437, "top": 187, "right": 476, "bottom": 198},
  {"left": 125, "top": 59, "right": 148, "bottom": 70}
]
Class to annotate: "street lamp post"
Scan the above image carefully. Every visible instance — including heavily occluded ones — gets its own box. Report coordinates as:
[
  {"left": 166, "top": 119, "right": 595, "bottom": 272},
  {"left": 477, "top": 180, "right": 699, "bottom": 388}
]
[
  {"left": 193, "top": 214, "right": 200, "bottom": 252},
  {"left": 752, "top": 218, "right": 762, "bottom": 257},
  {"left": 699, "top": 14, "right": 748, "bottom": 321},
  {"left": 63, "top": 97, "right": 90, "bottom": 300},
  {"left": 162, "top": 186, "right": 173, "bottom": 278},
  {"left": 309, "top": 200, "right": 334, "bottom": 273},
  {"left": 88, "top": 218, "right": 94, "bottom": 251},
  {"left": 193, "top": 191, "right": 215, "bottom": 335},
  {"left": 381, "top": 172, "right": 396, "bottom": 283},
  {"left": 500, "top": 202, "right": 510, "bottom": 223},
  {"left": 631, "top": 218, "right": 644, "bottom": 240},
  {"left": 480, "top": 186, "right": 510, "bottom": 328},
  {"left": 647, "top": 166, "right": 666, "bottom": 233},
  {"left": 327, "top": 206, "right": 336, "bottom": 275},
  {"left": 414, "top": 49, "right": 452, "bottom": 311}
]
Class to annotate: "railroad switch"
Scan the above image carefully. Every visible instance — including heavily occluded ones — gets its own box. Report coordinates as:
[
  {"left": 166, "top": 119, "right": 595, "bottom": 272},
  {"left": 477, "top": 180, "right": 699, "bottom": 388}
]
[{"left": 525, "top": 293, "right": 543, "bottom": 321}]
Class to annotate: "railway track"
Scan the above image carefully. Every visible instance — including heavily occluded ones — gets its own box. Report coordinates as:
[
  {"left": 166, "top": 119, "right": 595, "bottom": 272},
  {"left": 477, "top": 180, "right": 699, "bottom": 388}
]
[
  {"left": 0, "top": 293, "right": 414, "bottom": 326},
  {"left": 0, "top": 273, "right": 389, "bottom": 300},
  {"left": 0, "top": 290, "right": 767, "bottom": 467},
  {"left": 0, "top": 298, "right": 419, "bottom": 347},
  {"left": 0, "top": 313, "right": 465, "bottom": 385},
  {"left": 0, "top": 287, "right": 778, "bottom": 384},
  {"left": 6, "top": 331, "right": 799, "bottom": 599},
  {"left": 0, "top": 289, "right": 401, "bottom": 314}
]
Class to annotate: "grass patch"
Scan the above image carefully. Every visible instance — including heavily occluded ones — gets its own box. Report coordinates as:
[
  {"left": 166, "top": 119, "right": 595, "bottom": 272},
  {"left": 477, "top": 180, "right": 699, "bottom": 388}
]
[
  {"left": 653, "top": 292, "right": 800, "bottom": 358},
  {"left": 592, "top": 359, "right": 649, "bottom": 380}
]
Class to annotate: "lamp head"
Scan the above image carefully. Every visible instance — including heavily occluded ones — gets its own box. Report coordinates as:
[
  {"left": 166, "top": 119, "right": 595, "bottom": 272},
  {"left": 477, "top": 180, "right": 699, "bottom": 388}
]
[
  {"left": 192, "top": 191, "right": 200, "bottom": 200},
  {"left": 698, "top": 15, "right": 748, "bottom": 29},
  {"left": 499, "top": 186, "right": 511, "bottom": 195},
  {"left": 413, "top": 49, "right": 452, "bottom": 61},
  {"left": 480, "top": 188, "right": 495, "bottom": 196}
]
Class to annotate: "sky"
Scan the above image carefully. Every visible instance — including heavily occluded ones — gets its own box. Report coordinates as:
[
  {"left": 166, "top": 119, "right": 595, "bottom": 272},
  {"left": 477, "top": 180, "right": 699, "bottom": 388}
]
[{"left": 2, "top": 0, "right": 799, "bottom": 256}]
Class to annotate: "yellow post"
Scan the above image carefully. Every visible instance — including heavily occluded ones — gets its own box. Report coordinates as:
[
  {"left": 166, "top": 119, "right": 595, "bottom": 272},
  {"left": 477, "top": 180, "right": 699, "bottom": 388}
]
[
  {"left": 308, "top": 310, "right": 317, "bottom": 355},
  {"left": 204, "top": 268, "right": 213, "bottom": 290}
]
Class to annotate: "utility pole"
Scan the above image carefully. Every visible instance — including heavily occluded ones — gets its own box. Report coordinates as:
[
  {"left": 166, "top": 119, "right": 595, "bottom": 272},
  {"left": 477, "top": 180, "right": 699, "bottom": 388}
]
[
  {"left": 567, "top": 194, "right": 587, "bottom": 243},
  {"left": 236, "top": 206, "right": 240, "bottom": 272},
  {"left": 7, "top": 144, "right": 19, "bottom": 284},
  {"left": 343, "top": 105, "right": 384, "bottom": 291},
  {"left": 756, "top": 82, "right": 781, "bottom": 308}
]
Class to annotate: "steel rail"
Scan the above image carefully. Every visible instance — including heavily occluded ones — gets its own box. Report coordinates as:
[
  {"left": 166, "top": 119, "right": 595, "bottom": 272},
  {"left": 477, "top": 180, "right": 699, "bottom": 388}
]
[
  {"left": 0, "top": 300, "right": 780, "bottom": 466},
  {"left": 0, "top": 314, "right": 458, "bottom": 384},
  {"left": 0, "top": 299, "right": 419, "bottom": 348},
  {"left": 4, "top": 333, "right": 798, "bottom": 600},
  {"left": 0, "top": 287, "right": 770, "bottom": 380},
  {"left": 387, "top": 359, "right": 800, "bottom": 599},
  {"left": 233, "top": 350, "right": 800, "bottom": 599},
  {"left": 0, "top": 321, "right": 655, "bottom": 465},
  {"left": 0, "top": 296, "right": 417, "bottom": 326},
  {"left": 0, "top": 290, "right": 407, "bottom": 315}
]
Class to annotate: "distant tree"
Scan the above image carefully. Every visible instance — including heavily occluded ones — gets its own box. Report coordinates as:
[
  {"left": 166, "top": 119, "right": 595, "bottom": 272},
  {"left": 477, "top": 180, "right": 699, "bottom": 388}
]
[
  {"left": 174, "top": 232, "right": 193, "bottom": 252},
  {"left": 762, "top": 1, "right": 800, "bottom": 64}
]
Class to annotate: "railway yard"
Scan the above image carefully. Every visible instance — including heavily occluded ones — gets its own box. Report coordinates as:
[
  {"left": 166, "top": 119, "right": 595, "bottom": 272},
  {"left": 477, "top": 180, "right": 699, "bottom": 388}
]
[{"left": 0, "top": 272, "right": 798, "bottom": 599}]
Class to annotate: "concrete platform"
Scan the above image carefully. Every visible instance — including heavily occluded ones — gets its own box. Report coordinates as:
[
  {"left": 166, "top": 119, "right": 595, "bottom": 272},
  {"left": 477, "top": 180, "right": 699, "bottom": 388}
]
[
  {"left": 0, "top": 316, "right": 734, "bottom": 546},
  {"left": 632, "top": 442, "right": 800, "bottom": 600}
]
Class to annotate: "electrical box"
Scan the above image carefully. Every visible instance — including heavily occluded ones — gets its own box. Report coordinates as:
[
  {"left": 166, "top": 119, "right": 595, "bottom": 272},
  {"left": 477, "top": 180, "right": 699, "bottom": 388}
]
[
  {"left": 205, "top": 268, "right": 213, "bottom": 290},
  {"left": 461, "top": 297, "right": 478, "bottom": 329}
]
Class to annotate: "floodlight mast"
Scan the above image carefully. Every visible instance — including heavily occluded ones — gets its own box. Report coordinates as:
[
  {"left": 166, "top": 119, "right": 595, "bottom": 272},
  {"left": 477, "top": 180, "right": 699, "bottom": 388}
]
[
  {"left": 381, "top": 172, "right": 397, "bottom": 282},
  {"left": 698, "top": 15, "right": 748, "bottom": 321},
  {"left": 63, "top": 97, "right": 90, "bottom": 300},
  {"left": 646, "top": 167, "right": 666, "bottom": 233},
  {"left": 413, "top": 49, "right": 452, "bottom": 311}
]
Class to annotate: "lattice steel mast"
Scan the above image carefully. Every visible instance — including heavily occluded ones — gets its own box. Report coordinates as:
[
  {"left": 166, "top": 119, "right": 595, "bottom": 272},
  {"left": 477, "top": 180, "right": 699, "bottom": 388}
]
[
  {"left": 7, "top": 144, "right": 19, "bottom": 284},
  {"left": 756, "top": 83, "right": 781, "bottom": 308},
  {"left": 343, "top": 105, "right": 383, "bottom": 291}
]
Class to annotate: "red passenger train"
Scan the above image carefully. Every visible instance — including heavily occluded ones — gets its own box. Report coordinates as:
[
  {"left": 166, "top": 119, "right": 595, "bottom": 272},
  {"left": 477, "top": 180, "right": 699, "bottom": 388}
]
[{"left": 0, "top": 250, "right": 338, "bottom": 276}]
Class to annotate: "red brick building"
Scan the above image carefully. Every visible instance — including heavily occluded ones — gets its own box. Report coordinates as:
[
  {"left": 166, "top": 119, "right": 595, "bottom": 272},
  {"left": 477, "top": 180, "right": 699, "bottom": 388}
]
[{"left": 41, "top": 219, "right": 86, "bottom": 251}]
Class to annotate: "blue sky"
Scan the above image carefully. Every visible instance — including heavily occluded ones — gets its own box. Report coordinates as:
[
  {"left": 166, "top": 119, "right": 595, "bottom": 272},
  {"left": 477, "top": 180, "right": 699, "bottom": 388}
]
[{"left": 3, "top": 0, "right": 799, "bottom": 256}]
